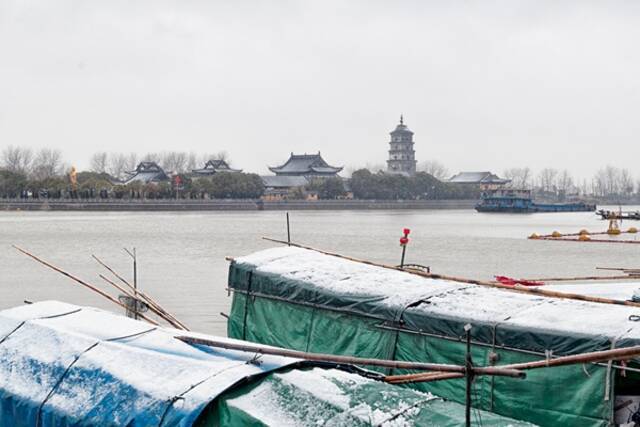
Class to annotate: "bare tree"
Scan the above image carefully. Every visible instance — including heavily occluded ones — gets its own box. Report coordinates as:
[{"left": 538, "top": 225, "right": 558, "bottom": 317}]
[
  {"left": 556, "top": 170, "right": 575, "bottom": 195},
  {"left": 591, "top": 166, "right": 634, "bottom": 197},
  {"left": 619, "top": 169, "right": 634, "bottom": 196},
  {"left": 161, "top": 151, "right": 188, "bottom": 173},
  {"left": 418, "top": 160, "right": 449, "bottom": 180},
  {"left": 31, "top": 148, "right": 64, "bottom": 180},
  {"left": 108, "top": 153, "right": 129, "bottom": 181},
  {"left": 503, "top": 167, "right": 532, "bottom": 189},
  {"left": 90, "top": 152, "right": 109, "bottom": 173},
  {"left": 125, "top": 153, "right": 139, "bottom": 172},
  {"left": 537, "top": 168, "right": 558, "bottom": 194},
  {"left": 1, "top": 146, "right": 33, "bottom": 174},
  {"left": 143, "top": 152, "right": 161, "bottom": 164},
  {"left": 186, "top": 151, "right": 198, "bottom": 171}
]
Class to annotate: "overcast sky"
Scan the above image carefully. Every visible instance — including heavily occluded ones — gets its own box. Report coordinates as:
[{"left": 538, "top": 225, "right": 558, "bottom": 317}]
[{"left": 1, "top": 1, "right": 639, "bottom": 179}]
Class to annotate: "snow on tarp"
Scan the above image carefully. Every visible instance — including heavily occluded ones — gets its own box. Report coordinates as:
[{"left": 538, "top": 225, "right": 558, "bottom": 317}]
[
  {"left": 232, "top": 246, "right": 640, "bottom": 354},
  {"left": 0, "top": 301, "right": 535, "bottom": 427},
  {"left": 0, "top": 301, "right": 301, "bottom": 427},
  {"left": 208, "top": 367, "right": 535, "bottom": 426}
]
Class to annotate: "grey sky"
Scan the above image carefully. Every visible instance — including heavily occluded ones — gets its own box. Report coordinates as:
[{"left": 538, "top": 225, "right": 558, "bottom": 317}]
[{"left": 1, "top": 1, "right": 639, "bottom": 179}]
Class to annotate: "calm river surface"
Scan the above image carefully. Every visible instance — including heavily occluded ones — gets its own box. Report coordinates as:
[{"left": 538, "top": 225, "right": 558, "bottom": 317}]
[{"left": 1, "top": 208, "right": 638, "bottom": 336}]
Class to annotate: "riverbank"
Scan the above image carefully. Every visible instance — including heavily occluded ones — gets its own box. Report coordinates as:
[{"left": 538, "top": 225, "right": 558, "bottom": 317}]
[{"left": 0, "top": 199, "right": 477, "bottom": 211}]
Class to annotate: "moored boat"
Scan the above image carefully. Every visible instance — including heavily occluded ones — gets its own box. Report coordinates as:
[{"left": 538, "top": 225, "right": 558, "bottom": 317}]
[
  {"left": 0, "top": 300, "right": 531, "bottom": 426},
  {"left": 475, "top": 189, "right": 596, "bottom": 213},
  {"left": 226, "top": 246, "right": 640, "bottom": 426},
  {"left": 597, "top": 209, "right": 640, "bottom": 220}
]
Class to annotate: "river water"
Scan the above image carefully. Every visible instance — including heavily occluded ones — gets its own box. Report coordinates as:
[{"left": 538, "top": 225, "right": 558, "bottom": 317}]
[{"left": 1, "top": 208, "right": 638, "bottom": 336}]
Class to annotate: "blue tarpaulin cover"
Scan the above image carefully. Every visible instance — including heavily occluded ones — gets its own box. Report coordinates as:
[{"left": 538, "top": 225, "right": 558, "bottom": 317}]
[{"left": 0, "top": 301, "right": 301, "bottom": 426}]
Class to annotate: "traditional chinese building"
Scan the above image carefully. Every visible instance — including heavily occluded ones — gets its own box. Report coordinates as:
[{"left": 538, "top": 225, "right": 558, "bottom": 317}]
[
  {"left": 447, "top": 171, "right": 510, "bottom": 190},
  {"left": 268, "top": 152, "right": 342, "bottom": 177},
  {"left": 386, "top": 115, "right": 417, "bottom": 176},
  {"left": 191, "top": 159, "right": 241, "bottom": 177},
  {"left": 123, "top": 162, "right": 170, "bottom": 185}
]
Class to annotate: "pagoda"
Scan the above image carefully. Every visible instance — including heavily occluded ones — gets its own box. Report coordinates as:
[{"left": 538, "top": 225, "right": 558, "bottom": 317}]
[{"left": 386, "top": 115, "right": 417, "bottom": 176}]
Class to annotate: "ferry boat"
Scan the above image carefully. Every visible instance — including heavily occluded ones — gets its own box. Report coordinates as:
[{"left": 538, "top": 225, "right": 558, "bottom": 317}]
[{"left": 475, "top": 188, "right": 596, "bottom": 213}]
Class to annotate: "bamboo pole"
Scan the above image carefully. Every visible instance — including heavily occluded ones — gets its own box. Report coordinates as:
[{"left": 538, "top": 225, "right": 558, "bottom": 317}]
[
  {"left": 260, "top": 237, "right": 640, "bottom": 309},
  {"left": 597, "top": 267, "right": 640, "bottom": 273},
  {"left": 174, "top": 335, "right": 525, "bottom": 378},
  {"left": 384, "top": 345, "right": 640, "bottom": 384},
  {"left": 99, "top": 274, "right": 185, "bottom": 330},
  {"left": 500, "top": 345, "right": 640, "bottom": 370},
  {"left": 92, "top": 254, "right": 190, "bottom": 330},
  {"left": 517, "top": 275, "right": 635, "bottom": 283},
  {"left": 13, "top": 246, "right": 159, "bottom": 326}
]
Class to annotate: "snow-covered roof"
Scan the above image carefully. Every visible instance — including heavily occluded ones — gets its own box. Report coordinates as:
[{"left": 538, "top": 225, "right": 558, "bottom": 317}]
[
  {"left": 0, "top": 301, "right": 534, "bottom": 426},
  {"left": 448, "top": 171, "right": 510, "bottom": 184},
  {"left": 0, "top": 301, "right": 299, "bottom": 426},
  {"left": 123, "top": 161, "right": 170, "bottom": 184},
  {"left": 192, "top": 159, "right": 242, "bottom": 175},
  {"left": 234, "top": 247, "right": 640, "bottom": 348}
]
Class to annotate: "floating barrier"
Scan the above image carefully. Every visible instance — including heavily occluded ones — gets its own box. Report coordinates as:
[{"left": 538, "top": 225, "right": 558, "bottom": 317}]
[{"left": 528, "top": 227, "right": 640, "bottom": 244}]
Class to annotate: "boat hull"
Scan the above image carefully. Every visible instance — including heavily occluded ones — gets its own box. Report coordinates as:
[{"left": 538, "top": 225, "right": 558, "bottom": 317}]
[{"left": 476, "top": 203, "right": 596, "bottom": 213}]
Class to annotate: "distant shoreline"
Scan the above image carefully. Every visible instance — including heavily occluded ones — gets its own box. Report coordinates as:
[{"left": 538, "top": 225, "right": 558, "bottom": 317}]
[{"left": 0, "top": 199, "right": 477, "bottom": 211}]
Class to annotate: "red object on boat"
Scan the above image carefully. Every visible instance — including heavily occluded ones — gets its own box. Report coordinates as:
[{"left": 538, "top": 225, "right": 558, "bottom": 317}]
[{"left": 494, "top": 276, "right": 545, "bottom": 287}]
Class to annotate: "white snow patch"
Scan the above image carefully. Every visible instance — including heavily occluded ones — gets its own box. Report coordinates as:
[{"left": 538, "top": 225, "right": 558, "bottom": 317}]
[
  {"left": 237, "top": 246, "right": 462, "bottom": 308},
  {"left": 226, "top": 382, "right": 300, "bottom": 426},
  {"left": 238, "top": 247, "right": 640, "bottom": 343},
  {"left": 275, "top": 368, "right": 352, "bottom": 410}
]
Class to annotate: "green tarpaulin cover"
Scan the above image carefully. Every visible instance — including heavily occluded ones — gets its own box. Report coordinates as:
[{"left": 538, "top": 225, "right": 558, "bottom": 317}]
[{"left": 227, "top": 246, "right": 640, "bottom": 426}]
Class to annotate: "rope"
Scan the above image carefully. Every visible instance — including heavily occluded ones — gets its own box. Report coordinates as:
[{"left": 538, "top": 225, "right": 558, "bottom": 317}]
[
  {"left": 36, "top": 341, "right": 100, "bottom": 426},
  {"left": 35, "top": 326, "right": 157, "bottom": 426},
  {"left": 0, "top": 321, "right": 26, "bottom": 345},
  {"left": 157, "top": 362, "right": 247, "bottom": 426},
  {"left": 0, "top": 308, "right": 83, "bottom": 346}
]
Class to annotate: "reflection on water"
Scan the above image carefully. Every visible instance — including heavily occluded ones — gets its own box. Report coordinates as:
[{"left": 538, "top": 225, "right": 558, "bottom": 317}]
[{"left": 0, "top": 208, "right": 637, "bottom": 336}]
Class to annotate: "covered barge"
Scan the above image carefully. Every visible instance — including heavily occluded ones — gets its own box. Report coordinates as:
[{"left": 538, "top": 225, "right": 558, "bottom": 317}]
[
  {"left": 227, "top": 246, "right": 640, "bottom": 426},
  {"left": 0, "top": 301, "right": 529, "bottom": 426}
]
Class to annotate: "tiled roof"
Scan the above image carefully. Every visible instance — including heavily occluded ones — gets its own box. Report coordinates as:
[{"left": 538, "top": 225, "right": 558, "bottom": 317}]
[
  {"left": 390, "top": 123, "right": 414, "bottom": 135},
  {"left": 123, "top": 162, "right": 170, "bottom": 184},
  {"left": 268, "top": 153, "right": 342, "bottom": 175},
  {"left": 447, "top": 171, "right": 510, "bottom": 184},
  {"left": 192, "top": 159, "right": 242, "bottom": 175}
]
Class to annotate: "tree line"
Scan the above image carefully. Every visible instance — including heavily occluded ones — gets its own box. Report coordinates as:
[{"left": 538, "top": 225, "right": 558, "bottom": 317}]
[
  {"left": 1, "top": 146, "right": 638, "bottom": 201},
  {"left": 502, "top": 166, "right": 637, "bottom": 201}
]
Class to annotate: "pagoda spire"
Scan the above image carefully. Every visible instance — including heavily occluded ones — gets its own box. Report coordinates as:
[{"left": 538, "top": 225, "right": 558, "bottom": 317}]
[{"left": 400, "top": 114, "right": 404, "bottom": 125}]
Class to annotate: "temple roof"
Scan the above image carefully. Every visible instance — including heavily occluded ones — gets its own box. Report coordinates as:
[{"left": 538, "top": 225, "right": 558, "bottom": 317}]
[
  {"left": 192, "top": 159, "right": 242, "bottom": 175},
  {"left": 123, "top": 162, "right": 170, "bottom": 184},
  {"left": 447, "top": 171, "right": 510, "bottom": 185},
  {"left": 268, "top": 152, "right": 342, "bottom": 176}
]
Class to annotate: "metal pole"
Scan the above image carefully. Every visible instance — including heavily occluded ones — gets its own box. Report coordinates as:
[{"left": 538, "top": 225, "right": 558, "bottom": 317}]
[
  {"left": 124, "top": 247, "right": 138, "bottom": 320},
  {"left": 465, "top": 323, "right": 473, "bottom": 427},
  {"left": 286, "top": 212, "right": 291, "bottom": 246},
  {"left": 400, "top": 245, "right": 407, "bottom": 267},
  {"left": 133, "top": 248, "right": 137, "bottom": 320}
]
